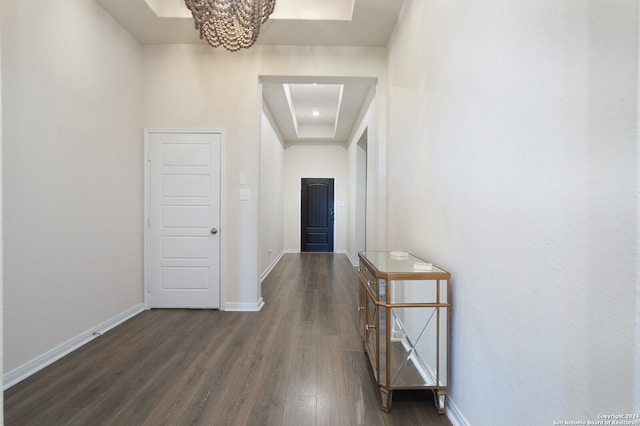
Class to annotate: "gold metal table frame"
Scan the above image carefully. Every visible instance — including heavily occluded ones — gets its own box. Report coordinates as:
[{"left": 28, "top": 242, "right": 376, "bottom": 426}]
[{"left": 357, "top": 251, "right": 451, "bottom": 414}]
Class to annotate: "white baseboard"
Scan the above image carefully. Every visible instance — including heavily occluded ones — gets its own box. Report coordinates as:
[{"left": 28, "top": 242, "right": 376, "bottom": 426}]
[
  {"left": 345, "top": 250, "right": 359, "bottom": 266},
  {"left": 3, "top": 303, "right": 146, "bottom": 390},
  {"left": 224, "top": 297, "right": 264, "bottom": 312},
  {"left": 260, "top": 250, "right": 285, "bottom": 283},
  {"left": 283, "top": 249, "right": 350, "bottom": 256},
  {"left": 446, "top": 395, "right": 470, "bottom": 426}
]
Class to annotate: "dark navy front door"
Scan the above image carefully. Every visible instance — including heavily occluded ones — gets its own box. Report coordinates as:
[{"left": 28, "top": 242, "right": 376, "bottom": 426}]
[{"left": 301, "top": 178, "right": 334, "bottom": 252}]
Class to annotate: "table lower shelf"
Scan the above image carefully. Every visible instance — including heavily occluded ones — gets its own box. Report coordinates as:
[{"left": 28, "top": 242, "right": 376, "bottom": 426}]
[
  {"left": 379, "top": 387, "right": 447, "bottom": 414},
  {"left": 364, "top": 340, "right": 447, "bottom": 414}
]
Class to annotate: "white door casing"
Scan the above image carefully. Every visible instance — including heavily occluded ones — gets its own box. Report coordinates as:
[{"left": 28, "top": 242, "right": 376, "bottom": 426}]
[{"left": 145, "top": 130, "right": 222, "bottom": 308}]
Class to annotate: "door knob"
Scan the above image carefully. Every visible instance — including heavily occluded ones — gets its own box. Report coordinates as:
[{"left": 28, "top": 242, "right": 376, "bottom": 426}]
[{"left": 210, "top": 228, "right": 218, "bottom": 235}]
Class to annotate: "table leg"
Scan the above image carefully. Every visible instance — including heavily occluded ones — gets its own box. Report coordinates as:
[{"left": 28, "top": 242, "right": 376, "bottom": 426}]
[
  {"left": 434, "top": 389, "right": 447, "bottom": 414},
  {"left": 380, "top": 388, "right": 393, "bottom": 412}
]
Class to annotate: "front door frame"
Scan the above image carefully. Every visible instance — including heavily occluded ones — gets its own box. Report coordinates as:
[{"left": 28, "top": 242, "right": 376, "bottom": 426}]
[{"left": 143, "top": 128, "right": 226, "bottom": 310}]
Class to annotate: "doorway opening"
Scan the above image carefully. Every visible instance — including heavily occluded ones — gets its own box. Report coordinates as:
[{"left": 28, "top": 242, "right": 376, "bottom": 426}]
[{"left": 356, "top": 129, "right": 368, "bottom": 254}]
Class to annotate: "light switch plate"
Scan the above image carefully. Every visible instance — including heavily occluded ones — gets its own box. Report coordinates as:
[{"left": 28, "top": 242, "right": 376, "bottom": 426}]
[
  {"left": 239, "top": 172, "right": 248, "bottom": 185},
  {"left": 239, "top": 188, "right": 251, "bottom": 201}
]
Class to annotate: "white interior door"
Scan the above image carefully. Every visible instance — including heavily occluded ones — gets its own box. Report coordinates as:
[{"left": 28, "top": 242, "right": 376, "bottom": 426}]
[{"left": 147, "top": 130, "right": 221, "bottom": 308}]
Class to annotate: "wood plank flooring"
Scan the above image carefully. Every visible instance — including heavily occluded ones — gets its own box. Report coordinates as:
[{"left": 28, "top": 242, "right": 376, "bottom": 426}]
[{"left": 4, "top": 253, "right": 452, "bottom": 426}]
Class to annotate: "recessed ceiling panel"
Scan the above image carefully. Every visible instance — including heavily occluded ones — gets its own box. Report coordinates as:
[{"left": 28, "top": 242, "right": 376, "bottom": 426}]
[
  {"left": 272, "top": 0, "right": 354, "bottom": 20},
  {"left": 289, "top": 84, "right": 342, "bottom": 127},
  {"left": 95, "top": 0, "right": 404, "bottom": 47},
  {"left": 262, "top": 77, "right": 376, "bottom": 144},
  {"left": 143, "top": 0, "right": 354, "bottom": 21},
  {"left": 144, "top": 0, "right": 191, "bottom": 17}
]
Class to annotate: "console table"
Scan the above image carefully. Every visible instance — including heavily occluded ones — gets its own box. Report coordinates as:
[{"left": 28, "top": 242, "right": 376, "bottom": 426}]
[{"left": 357, "top": 251, "right": 451, "bottom": 414}]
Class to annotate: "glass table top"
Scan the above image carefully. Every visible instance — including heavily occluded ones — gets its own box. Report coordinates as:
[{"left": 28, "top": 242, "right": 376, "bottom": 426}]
[{"left": 360, "top": 251, "right": 447, "bottom": 275}]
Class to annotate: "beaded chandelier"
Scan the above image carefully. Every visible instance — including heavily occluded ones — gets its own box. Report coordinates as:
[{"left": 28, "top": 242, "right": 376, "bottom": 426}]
[{"left": 184, "top": 0, "right": 277, "bottom": 52}]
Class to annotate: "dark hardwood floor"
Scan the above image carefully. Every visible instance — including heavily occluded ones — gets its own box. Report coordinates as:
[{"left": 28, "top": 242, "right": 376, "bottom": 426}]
[{"left": 4, "top": 253, "right": 452, "bottom": 425}]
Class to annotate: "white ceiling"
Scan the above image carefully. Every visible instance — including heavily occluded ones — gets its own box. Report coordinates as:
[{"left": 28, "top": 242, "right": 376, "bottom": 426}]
[{"left": 95, "top": 0, "right": 404, "bottom": 143}]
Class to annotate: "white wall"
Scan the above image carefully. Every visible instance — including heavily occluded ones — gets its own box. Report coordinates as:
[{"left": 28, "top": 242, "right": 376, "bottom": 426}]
[
  {"left": 2, "top": 0, "right": 143, "bottom": 375},
  {"left": 636, "top": 5, "right": 640, "bottom": 414},
  {"left": 259, "top": 105, "right": 285, "bottom": 277},
  {"left": 387, "top": 0, "right": 638, "bottom": 424},
  {"left": 346, "top": 93, "right": 381, "bottom": 263},
  {"left": 142, "top": 44, "right": 387, "bottom": 304},
  {"left": 637, "top": 4, "right": 640, "bottom": 412},
  {"left": 0, "top": 8, "right": 4, "bottom": 413},
  {"left": 283, "top": 142, "right": 348, "bottom": 252}
]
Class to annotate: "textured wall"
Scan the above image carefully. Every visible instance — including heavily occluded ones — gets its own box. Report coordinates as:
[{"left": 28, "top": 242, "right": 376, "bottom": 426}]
[
  {"left": 387, "top": 0, "right": 638, "bottom": 423},
  {"left": 2, "top": 0, "right": 143, "bottom": 373},
  {"left": 0, "top": 2, "right": 4, "bottom": 410},
  {"left": 260, "top": 107, "right": 285, "bottom": 276}
]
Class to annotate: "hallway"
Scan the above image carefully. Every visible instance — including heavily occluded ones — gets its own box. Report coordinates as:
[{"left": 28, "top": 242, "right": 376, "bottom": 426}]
[{"left": 5, "top": 254, "right": 451, "bottom": 425}]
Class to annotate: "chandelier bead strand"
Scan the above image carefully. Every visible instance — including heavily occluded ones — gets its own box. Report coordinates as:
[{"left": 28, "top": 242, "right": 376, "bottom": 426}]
[{"left": 184, "top": 0, "right": 276, "bottom": 52}]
